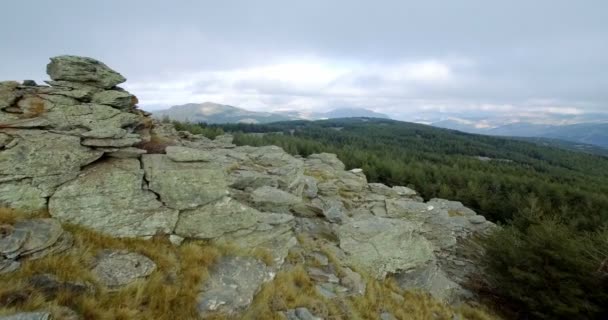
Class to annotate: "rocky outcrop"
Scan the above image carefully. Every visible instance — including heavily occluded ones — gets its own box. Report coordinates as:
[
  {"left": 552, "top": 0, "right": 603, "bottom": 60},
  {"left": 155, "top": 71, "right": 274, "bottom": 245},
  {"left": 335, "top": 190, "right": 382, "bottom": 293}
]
[
  {"left": 48, "top": 158, "right": 178, "bottom": 238},
  {"left": 0, "top": 218, "right": 73, "bottom": 274},
  {"left": 91, "top": 250, "right": 156, "bottom": 288},
  {"left": 198, "top": 256, "right": 274, "bottom": 316},
  {"left": 0, "top": 56, "right": 496, "bottom": 317}
]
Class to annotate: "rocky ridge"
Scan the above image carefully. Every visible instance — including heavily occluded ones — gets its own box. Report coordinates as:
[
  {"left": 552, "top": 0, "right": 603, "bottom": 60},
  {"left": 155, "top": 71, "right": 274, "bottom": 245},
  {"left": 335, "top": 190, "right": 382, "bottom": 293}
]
[{"left": 0, "top": 56, "right": 495, "bottom": 319}]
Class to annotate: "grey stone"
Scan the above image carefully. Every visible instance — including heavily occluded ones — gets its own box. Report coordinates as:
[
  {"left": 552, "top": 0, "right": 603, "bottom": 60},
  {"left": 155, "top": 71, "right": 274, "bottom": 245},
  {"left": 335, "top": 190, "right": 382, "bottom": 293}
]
[
  {"left": 165, "top": 146, "right": 213, "bottom": 162},
  {"left": 393, "top": 186, "right": 417, "bottom": 197},
  {"left": 81, "top": 135, "right": 141, "bottom": 147},
  {"left": 0, "top": 312, "right": 51, "bottom": 320},
  {"left": 380, "top": 312, "right": 397, "bottom": 320},
  {"left": 0, "top": 81, "right": 20, "bottom": 110},
  {"left": 0, "top": 226, "right": 29, "bottom": 255},
  {"left": 250, "top": 186, "right": 301, "bottom": 212},
  {"left": 368, "top": 183, "right": 398, "bottom": 197},
  {"left": 81, "top": 127, "right": 127, "bottom": 139},
  {"left": 22, "top": 80, "right": 37, "bottom": 86},
  {"left": 0, "top": 130, "right": 103, "bottom": 178},
  {"left": 312, "top": 197, "right": 347, "bottom": 224},
  {"left": 28, "top": 273, "right": 90, "bottom": 298},
  {"left": 315, "top": 283, "right": 337, "bottom": 299},
  {"left": 308, "top": 267, "right": 339, "bottom": 283},
  {"left": 0, "top": 181, "right": 47, "bottom": 212},
  {"left": 142, "top": 154, "right": 228, "bottom": 210},
  {"left": 340, "top": 267, "right": 366, "bottom": 295},
  {"left": 105, "top": 147, "right": 147, "bottom": 158},
  {"left": 92, "top": 250, "right": 156, "bottom": 288},
  {"left": 44, "top": 104, "right": 141, "bottom": 132},
  {"left": 285, "top": 308, "right": 323, "bottom": 320},
  {"left": 306, "top": 153, "right": 345, "bottom": 171},
  {"left": 49, "top": 158, "right": 178, "bottom": 238},
  {"left": 26, "top": 231, "right": 73, "bottom": 260},
  {"left": 469, "top": 215, "right": 487, "bottom": 224},
  {"left": 0, "top": 258, "right": 20, "bottom": 274},
  {"left": 198, "top": 256, "right": 273, "bottom": 316},
  {"left": 309, "top": 251, "right": 329, "bottom": 266},
  {"left": 337, "top": 216, "right": 435, "bottom": 279},
  {"left": 13, "top": 219, "right": 64, "bottom": 257},
  {"left": 302, "top": 176, "right": 318, "bottom": 198},
  {"left": 175, "top": 197, "right": 263, "bottom": 239},
  {"left": 46, "top": 55, "right": 126, "bottom": 89},
  {"left": 91, "top": 90, "right": 134, "bottom": 109},
  {"left": 393, "top": 262, "right": 465, "bottom": 303},
  {"left": 213, "top": 213, "right": 297, "bottom": 266},
  {"left": 230, "top": 170, "right": 279, "bottom": 190}
]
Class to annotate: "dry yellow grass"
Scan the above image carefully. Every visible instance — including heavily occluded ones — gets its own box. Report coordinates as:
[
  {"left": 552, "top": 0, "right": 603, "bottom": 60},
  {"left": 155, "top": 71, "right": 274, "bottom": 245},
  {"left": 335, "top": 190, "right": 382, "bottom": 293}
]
[
  {"left": 0, "top": 210, "right": 499, "bottom": 320},
  {"left": 0, "top": 210, "right": 221, "bottom": 320}
]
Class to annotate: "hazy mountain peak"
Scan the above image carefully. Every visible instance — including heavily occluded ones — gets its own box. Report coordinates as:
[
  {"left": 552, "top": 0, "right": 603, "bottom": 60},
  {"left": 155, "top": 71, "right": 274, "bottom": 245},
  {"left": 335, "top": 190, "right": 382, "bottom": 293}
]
[{"left": 154, "top": 103, "right": 390, "bottom": 124}]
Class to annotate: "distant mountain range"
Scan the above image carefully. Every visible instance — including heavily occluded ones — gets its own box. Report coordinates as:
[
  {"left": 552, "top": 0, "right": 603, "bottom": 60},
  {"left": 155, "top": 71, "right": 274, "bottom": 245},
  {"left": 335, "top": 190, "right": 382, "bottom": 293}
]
[
  {"left": 153, "top": 102, "right": 389, "bottom": 124},
  {"left": 433, "top": 119, "right": 608, "bottom": 149}
]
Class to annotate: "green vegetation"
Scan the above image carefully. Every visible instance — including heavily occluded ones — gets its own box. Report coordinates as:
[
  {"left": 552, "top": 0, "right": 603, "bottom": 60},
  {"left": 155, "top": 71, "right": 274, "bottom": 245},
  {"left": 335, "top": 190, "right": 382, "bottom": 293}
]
[{"left": 182, "top": 117, "right": 608, "bottom": 319}]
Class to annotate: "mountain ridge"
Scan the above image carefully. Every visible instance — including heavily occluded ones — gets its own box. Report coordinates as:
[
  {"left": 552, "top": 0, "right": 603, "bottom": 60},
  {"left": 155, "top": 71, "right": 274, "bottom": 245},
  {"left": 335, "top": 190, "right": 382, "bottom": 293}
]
[{"left": 153, "top": 102, "right": 389, "bottom": 124}]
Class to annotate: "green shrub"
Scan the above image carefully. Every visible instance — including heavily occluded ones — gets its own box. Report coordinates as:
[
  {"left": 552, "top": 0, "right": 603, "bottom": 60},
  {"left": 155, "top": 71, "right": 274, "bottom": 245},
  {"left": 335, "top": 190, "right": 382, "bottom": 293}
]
[{"left": 482, "top": 200, "right": 608, "bottom": 319}]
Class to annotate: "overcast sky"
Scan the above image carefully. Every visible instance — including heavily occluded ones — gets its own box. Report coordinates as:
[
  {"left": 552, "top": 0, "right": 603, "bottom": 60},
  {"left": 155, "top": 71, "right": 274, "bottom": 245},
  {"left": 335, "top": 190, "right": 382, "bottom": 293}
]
[{"left": 1, "top": 0, "right": 607, "bottom": 122}]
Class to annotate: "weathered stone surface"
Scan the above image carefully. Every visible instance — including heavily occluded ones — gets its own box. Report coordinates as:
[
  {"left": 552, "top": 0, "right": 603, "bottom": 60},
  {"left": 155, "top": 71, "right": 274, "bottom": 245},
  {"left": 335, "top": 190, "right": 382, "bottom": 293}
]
[
  {"left": 142, "top": 154, "right": 228, "bottom": 210},
  {"left": 165, "top": 146, "right": 212, "bottom": 162},
  {"left": 340, "top": 267, "right": 366, "bottom": 295},
  {"left": 380, "top": 312, "right": 397, "bottom": 320},
  {"left": 13, "top": 219, "right": 64, "bottom": 257},
  {"left": 44, "top": 103, "right": 141, "bottom": 132},
  {"left": 0, "top": 181, "right": 46, "bottom": 212},
  {"left": 0, "top": 130, "right": 102, "bottom": 178},
  {"left": 250, "top": 186, "right": 301, "bottom": 212},
  {"left": 0, "top": 81, "right": 20, "bottom": 110},
  {"left": 47, "top": 56, "right": 126, "bottom": 89},
  {"left": 0, "top": 312, "right": 51, "bottom": 320},
  {"left": 392, "top": 262, "right": 465, "bottom": 303},
  {"left": 175, "top": 197, "right": 263, "bottom": 239},
  {"left": 284, "top": 308, "right": 323, "bottom": 320},
  {"left": 230, "top": 170, "right": 279, "bottom": 190},
  {"left": 198, "top": 256, "right": 273, "bottom": 316},
  {"left": 28, "top": 273, "right": 90, "bottom": 298},
  {"left": 91, "top": 90, "right": 134, "bottom": 109},
  {"left": 0, "top": 226, "right": 29, "bottom": 255},
  {"left": 393, "top": 186, "right": 417, "bottom": 197},
  {"left": 43, "top": 80, "right": 102, "bottom": 100},
  {"left": 308, "top": 267, "right": 339, "bottom": 283},
  {"left": 0, "top": 257, "right": 20, "bottom": 274},
  {"left": 92, "top": 250, "right": 156, "bottom": 288},
  {"left": 214, "top": 212, "right": 297, "bottom": 266},
  {"left": 302, "top": 176, "right": 318, "bottom": 199},
  {"left": 312, "top": 197, "right": 347, "bottom": 224},
  {"left": 104, "top": 147, "right": 147, "bottom": 158},
  {"left": 49, "top": 158, "right": 178, "bottom": 238},
  {"left": 307, "top": 153, "right": 345, "bottom": 171},
  {"left": 337, "top": 216, "right": 435, "bottom": 279},
  {"left": 81, "top": 135, "right": 141, "bottom": 147},
  {"left": 81, "top": 127, "right": 127, "bottom": 139}
]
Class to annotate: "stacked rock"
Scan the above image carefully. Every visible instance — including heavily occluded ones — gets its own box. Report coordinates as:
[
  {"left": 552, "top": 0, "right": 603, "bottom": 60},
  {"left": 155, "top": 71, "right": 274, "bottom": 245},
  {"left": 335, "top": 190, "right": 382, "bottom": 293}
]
[
  {"left": 0, "top": 219, "right": 72, "bottom": 274},
  {"left": 0, "top": 56, "right": 150, "bottom": 212}
]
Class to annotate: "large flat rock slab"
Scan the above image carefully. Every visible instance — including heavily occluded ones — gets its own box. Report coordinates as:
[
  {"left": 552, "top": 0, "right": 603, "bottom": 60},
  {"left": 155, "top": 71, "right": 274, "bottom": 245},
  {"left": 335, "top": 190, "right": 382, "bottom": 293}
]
[
  {"left": 49, "top": 158, "right": 178, "bottom": 238},
  {"left": 92, "top": 250, "right": 156, "bottom": 288},
  {"left": 47, "top": 55, "right": 126, "bottom": 89},
  {"left": 0, "top": 129, "right": 102, "bottom": 178},
  {"left": 337, "top": 216, "right": 435, "bottom": 279},
  {"left": 142, "top": 154, "right": 228, "bottom": 210},
  {"left": 197, "top": 256, "right": 274, "bottom": 316}
]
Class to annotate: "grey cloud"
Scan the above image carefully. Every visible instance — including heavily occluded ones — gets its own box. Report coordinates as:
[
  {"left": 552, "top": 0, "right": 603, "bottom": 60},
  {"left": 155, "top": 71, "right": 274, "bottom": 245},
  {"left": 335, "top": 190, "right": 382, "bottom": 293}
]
[{"left": 1, "top": 0, "right": 607, "bottom": 120}]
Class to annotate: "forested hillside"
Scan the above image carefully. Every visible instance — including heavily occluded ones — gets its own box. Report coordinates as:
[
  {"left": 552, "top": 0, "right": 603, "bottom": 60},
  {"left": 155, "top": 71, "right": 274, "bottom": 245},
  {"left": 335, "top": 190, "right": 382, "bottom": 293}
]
[
  {"left": 174, "top": 118, "right": 608, "bottom": 319},
  {"left": 176, "top": 118, "right": 608, "bottom": 227}
]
